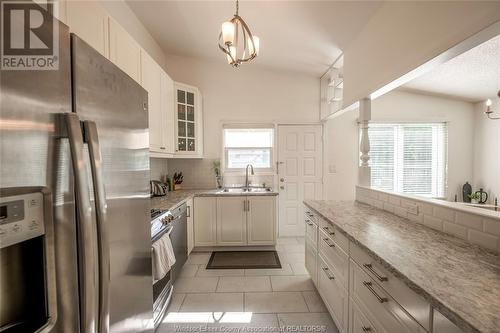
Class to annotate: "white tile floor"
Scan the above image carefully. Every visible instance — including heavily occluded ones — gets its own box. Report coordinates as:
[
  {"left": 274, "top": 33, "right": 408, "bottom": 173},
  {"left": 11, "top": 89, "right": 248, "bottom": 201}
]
[{"left": 157, "top": 237, "right": 339, "bottom": 333}]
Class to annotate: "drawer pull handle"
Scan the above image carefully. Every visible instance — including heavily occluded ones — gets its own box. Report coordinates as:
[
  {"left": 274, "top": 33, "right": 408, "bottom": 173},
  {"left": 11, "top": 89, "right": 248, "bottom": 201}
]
[
  {"left": 322, "top": 267, "right": 335, "bottom": 280},
  {"left": 363, "top": 264, "right": 388, "bottom": 282},
  {"left": 322, "top": 226, "right": 335, "bottom": 235},
  {"left": 363, "top": 281, "right": 388, "bottom": 303},
  {"left": 362, "top": 327, "right": 372, "bottom": 332},
  {"left": 306, "top": 222, "right": 313, "bottom": 226},
  {"left": 322, "top": 238, "right": 335, "bottom": 247}
]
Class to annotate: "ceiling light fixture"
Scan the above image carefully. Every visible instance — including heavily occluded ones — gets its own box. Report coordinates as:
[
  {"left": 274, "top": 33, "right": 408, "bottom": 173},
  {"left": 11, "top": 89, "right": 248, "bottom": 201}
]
[{"left": 218, "top": 0, "right": 259, "bottom": 68}]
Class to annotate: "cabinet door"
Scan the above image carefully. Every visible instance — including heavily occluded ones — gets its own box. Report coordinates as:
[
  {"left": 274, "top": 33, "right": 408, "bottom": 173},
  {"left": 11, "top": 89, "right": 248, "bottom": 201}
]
[
  {"left": 318, "top": 256, "right": 349, "bottom": 333},
  {"left": 161, "top": 72, "right": 175, "bottom": 154},
  {"left": 186, "top": 198, "right": 194, "bottom": 255},
  {"left": 194, "top": 197, "right": 216, "bottom": 246},
  {"left": 140, "top": 50, "right": 164, "bottom": 152},
  {"left": 66, "top": 0, "right": 108, "bottom": 58},
  {"left": 216, "top": 197, "right": 246, "bottom": 246},
  {"left": 433, "top": 310, "right": 464, "bottom": 333},
  {"left": 349, "top": 299, "right": 378, "bottom": 333},
  {"left": 305, "top": 238, "right": 317, "bottom": 284},
  {"left": 109, "top": 17, "right": 141, "bottom": 83},
  {"left": 247, "top": 196, "right": 276, "bottom": 245},
  {"left": 174, "top": 83, "right": 203, "bottom": 157}
]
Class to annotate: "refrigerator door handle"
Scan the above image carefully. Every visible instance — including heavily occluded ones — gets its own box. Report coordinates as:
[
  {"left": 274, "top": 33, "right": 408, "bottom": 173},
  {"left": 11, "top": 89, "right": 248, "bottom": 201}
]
[
  {"left": 65, "top": 113, "right": 99, "bottom": 333},
  {"left": 84, "top": 120, "right": 110, "bottom": 333}
]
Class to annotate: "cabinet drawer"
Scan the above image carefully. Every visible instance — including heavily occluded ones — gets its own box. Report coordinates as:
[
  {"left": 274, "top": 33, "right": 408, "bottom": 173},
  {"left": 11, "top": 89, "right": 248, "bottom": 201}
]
[
  {"left": 318, "top": 256, "right": 348, "bottom": 333},
  {"left": 305, "top": 239, "right": 317, "bottom": 284},
  {"left": 318, "top": 217, "right": 349, "bottom": 253},
  {"left": 350, "top": 260, "right": 420, "bottom": 333},
  {"left": 350, "top": 243, "right": 430, "bottom": 331},
  {"left": 349, "top": 298, "right": 379, "bottom": 333},
  {"left": 319, "top": 229, "right": 349, "bottom": 288},
  {"left": 305, "top": 217, "right": 318, "bottom": 248},
  {"left": 305, "top": 209, "right": 318, "bottom": 225}
]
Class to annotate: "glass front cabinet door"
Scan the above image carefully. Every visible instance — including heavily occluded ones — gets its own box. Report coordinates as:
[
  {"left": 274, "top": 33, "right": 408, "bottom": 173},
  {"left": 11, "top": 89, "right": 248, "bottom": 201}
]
[{"left": 174, "top": 82, "right": 203, "bottom": 157}]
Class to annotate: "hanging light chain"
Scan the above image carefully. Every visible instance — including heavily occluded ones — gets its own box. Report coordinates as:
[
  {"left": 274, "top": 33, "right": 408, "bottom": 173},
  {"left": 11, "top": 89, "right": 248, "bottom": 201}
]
[{"left": 235, "top": 0, "right": 239, "bottom": 16}]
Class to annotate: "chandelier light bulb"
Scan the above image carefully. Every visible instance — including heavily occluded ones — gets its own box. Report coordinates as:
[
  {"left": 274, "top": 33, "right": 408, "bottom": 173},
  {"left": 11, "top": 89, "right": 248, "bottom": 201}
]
[
  {"left": 222, "top": 21, "right": 235, "bottom": 45},
  {"left": 485, "top": 99, "right": 492, "bottom": 107},
  {"left": 226, "top": 45, "right": 237, "bottom": 65}
]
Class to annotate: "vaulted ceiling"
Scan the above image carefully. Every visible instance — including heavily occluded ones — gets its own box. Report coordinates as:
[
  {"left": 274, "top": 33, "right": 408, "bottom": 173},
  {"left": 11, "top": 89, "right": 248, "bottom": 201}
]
[{"left": 126, "top": 1, "right": 381, "bottom": 76}]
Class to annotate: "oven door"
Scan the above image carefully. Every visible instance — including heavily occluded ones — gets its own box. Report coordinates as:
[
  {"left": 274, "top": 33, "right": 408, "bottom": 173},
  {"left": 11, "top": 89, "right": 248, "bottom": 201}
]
[{"left": 151, "top": 226, "right": 174, "bottom": 330}]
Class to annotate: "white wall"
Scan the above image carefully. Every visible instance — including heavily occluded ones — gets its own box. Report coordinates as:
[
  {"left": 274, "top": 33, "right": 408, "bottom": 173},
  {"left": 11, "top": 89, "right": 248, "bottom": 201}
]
[
  {"left": 164, "top": 54, "right": 320, "bottom": 160},
  {"left": 473, "top": 99, "right": 500, "bottom": 204},
  {"left": 324, "top": 90, "right": 476, "bottom": 201},
  {"left": 343, "top": 1, "right": 500, "bottom": 107}
]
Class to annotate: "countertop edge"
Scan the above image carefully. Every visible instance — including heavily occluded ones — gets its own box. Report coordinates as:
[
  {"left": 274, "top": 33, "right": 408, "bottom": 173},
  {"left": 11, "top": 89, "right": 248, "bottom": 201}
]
[{"left": 303, "top": 200, "right": 482, "bottom": 333}]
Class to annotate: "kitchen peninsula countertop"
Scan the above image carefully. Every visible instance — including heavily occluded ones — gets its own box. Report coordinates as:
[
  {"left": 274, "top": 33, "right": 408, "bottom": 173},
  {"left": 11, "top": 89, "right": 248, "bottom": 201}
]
[
  {"left": 151, "top": 189, "right": 278, "bottom": 212},
  {"left": 303, "top": 200, "right": 500, "bottom": 333}
]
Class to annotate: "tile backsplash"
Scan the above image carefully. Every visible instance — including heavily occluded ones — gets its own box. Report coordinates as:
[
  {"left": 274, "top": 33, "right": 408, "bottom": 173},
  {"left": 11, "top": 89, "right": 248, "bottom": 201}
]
[
  {"left": 356, "top": 186, "right": 500, "bottom": 253},
  {"left": 167, "top": 158, "right": 275, "bottom": 190},
  {"left": 150, "top": 158, "right": 168, "bottom": 181}
]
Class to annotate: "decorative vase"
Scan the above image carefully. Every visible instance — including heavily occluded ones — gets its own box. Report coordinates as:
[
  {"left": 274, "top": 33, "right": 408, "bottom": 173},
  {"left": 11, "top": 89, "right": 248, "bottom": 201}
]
[{"left": 216, "top": 175, "right": 223, "bottom": 189}]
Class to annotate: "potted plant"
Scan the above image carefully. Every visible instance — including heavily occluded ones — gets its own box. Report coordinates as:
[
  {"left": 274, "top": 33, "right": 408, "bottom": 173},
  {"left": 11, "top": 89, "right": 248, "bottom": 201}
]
[
  {"left": 468, "top": 192, "right": 480, "bottom": 204},
  {"left": 212, "top": 160, "right": 223, "bottom": 189}
]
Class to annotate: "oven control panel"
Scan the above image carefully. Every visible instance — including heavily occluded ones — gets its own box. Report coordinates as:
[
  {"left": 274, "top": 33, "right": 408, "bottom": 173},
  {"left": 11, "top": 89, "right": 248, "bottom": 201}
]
[{"left": 0, "top": 192, "right": 45, "bottom": 248}]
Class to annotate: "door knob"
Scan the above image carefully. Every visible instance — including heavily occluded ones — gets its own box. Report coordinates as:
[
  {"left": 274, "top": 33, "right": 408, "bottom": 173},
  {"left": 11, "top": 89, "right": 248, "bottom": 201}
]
[
  {"left": 280, "top": 186, "right": 285, "bottom": 190},
  {"left": 280, "top": 178, "right": 285, "bottom": 182}
]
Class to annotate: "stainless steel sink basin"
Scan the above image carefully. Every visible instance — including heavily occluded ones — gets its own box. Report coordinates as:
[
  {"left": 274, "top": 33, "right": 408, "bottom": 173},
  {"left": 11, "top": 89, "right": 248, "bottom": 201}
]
[{"left": 218, "top": 187, "right": 272, "bottom": 193}]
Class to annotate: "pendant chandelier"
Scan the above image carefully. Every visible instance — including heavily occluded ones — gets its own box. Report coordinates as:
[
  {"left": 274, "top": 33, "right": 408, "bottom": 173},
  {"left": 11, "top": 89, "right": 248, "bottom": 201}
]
[{"left": 218, "top": 0, "right": 260, "bottom": 68}]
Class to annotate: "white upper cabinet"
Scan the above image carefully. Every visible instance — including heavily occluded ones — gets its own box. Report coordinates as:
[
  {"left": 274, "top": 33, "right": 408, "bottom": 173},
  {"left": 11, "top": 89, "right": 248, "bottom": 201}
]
[
  {"left": 160, "top": 71, "right": 175, "bottom": 155},
  {"left": 141, "top": 50, "right": 174, "bottom": 155},
  {"left": 65, "top": 0, "right": 109, "bottom": 58},
  {"left": 109, "top": 17, "right": 141, "bottom": 83},
  {"left": 174, "top": 83, "right": 203, "bottom": 157}
]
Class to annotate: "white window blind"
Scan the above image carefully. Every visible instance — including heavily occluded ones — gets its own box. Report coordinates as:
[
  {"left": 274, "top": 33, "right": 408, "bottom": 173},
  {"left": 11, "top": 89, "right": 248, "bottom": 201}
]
[
  {"left": 223, "top": 128, "right": 274, "bottom": 170},
  {"left": 368, "top": 123, "right": 448, "bottom": 198}
]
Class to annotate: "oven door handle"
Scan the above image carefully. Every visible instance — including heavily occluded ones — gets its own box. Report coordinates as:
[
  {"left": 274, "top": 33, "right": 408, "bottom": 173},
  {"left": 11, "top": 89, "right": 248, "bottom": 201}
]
[
  {"left": 84, "top": 120, "right": 110, "bottom": 333},
  {"left": 152, "top": 225, "right": 173, "bottom": 243},
  {"left": 65, "top": 114, "right": 99, "bottom": 333}
]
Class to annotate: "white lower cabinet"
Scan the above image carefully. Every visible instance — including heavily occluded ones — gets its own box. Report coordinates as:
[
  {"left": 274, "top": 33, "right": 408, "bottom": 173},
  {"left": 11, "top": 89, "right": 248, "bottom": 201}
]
[
  {"left": 186, "top": 198, "right": 194, "bottom": 254},
  {"left": 318, "top": 255, "right": 349, "bottom": 333},
  {"left": 193, "top": 197, "right": 216, "bottom": 246},
  {"left": 194, "top": 196, "right": 276, "bottom": 247},
  {"left": 247, "top": 196, "right": 276, "bottom": 245},
  {"left": 217, "top": 197, "right": 247, "bottom": 245},
  {"left": 306, "top": 210, "right": 434, "bottom": 333},
  {"left": 349, "top": 299, "right": 378, "bottom": 333}
]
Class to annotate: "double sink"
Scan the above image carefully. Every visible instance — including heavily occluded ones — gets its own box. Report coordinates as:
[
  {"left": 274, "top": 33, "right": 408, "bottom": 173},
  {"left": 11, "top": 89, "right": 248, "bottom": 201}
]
[{"left": 217, "top": 187, "right": 273, "bottom": 194}]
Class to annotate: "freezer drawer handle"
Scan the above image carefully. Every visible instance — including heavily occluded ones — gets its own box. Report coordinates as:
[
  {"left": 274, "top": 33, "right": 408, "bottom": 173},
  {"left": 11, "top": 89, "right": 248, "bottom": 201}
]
[
  {"left": 322, "top": 238, "right": 335, "bottom": 247},
  {"left": 65, "top": 113, "right": 100, "bottom": 333},
  {"left": 84, "top": 120, "right": 110, "bottom": 333},
  {"left": 363, "top": 281, "right": 388, "bottom": 303},
  {"left": 321, "top": 267, "right": 335, "bottom": 280},
  {"left": 363, "top": 263, "right": 388, "bottom": 282}
]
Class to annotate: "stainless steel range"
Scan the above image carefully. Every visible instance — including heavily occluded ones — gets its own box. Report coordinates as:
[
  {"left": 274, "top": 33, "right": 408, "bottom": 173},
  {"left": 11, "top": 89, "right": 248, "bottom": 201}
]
[{"left": 150, "top": 204, "right": 188, "bottom": 330}]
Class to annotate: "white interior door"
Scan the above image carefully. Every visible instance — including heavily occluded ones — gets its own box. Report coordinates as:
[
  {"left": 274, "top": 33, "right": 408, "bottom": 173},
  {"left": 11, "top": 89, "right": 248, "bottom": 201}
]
[{"left": 278, "top": 125, "right": 323, "bottom": 236}]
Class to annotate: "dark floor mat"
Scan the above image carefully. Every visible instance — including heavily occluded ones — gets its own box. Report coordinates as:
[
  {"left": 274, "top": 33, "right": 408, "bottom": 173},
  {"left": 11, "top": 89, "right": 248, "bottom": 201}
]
[{"left": 206, "top": 251, "right": 282, "bottom": 269}]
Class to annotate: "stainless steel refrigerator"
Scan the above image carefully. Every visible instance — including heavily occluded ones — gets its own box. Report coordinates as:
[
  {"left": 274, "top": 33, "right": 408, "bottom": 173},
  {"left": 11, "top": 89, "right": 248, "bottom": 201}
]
[{"left": 0, "top": 19, "right": 153, "bottom": 333}]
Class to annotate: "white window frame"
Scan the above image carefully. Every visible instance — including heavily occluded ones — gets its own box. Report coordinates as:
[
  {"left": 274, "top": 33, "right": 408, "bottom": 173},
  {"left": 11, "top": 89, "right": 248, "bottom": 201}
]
[
  {"left": 367, "top": 122, "right": 448, "bottom": 198},
  {"left": 222, "top": 124, "right": 275, "bottom": 174}
]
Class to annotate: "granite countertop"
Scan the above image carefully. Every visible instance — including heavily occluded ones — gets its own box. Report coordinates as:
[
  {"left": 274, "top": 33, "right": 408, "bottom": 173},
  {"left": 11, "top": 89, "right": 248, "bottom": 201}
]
[
  {"left": 304, "top": 200, "right": 500, "bottom": 333},
  {"left": 151, "top": 189, "right": 279, "bottom": 212}
]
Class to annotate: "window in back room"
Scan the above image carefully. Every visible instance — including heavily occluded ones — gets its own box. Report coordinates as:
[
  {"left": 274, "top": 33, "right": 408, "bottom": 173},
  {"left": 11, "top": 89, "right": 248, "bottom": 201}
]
[{"left": 368, "top": 122, "right": 448, "bottom": 198}]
